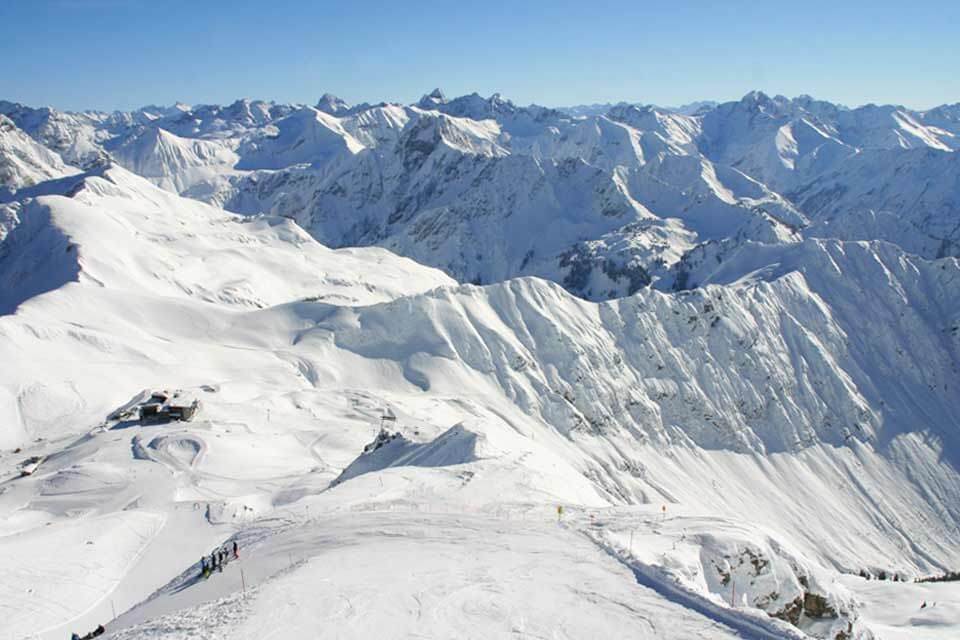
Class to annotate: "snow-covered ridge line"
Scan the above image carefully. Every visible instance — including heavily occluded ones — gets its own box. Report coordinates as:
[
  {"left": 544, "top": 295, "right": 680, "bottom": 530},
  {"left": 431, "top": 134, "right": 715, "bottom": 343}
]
[{"left": 3, "top": 89, "right": 958, "bottom": 301}]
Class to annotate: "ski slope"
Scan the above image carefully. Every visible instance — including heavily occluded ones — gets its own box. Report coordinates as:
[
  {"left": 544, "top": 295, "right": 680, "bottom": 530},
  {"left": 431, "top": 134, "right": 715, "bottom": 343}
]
[{"left": 108, "top": 512, "right": 753, "bottom": 640}]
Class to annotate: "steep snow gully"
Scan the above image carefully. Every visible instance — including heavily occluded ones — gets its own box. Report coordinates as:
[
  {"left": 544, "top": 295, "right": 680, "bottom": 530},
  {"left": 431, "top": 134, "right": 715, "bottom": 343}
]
[{"left": 1, "top": 90, "right": 959, "bottom": 639}]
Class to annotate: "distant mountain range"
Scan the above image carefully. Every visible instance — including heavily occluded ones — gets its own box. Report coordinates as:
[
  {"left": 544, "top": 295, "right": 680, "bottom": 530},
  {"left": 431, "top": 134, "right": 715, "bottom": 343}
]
[
  {"left": 559, "top": 99, "right": 719, "bottom": 117},
  {"left": 3, "top": 89, "right": 958, "bottom": 301}
]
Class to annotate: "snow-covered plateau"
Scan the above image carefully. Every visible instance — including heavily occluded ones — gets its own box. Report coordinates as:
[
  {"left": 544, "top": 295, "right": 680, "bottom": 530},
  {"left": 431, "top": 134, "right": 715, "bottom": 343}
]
[{"left": 1, "top": 90, "right": 959, "bottom": 640}]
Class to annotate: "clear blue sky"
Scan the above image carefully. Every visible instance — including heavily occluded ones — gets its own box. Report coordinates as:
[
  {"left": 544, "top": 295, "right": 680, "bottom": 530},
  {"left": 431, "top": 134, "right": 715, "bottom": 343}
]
[{"left": 2, "top": 0, "right": 957, "bottom": 112}]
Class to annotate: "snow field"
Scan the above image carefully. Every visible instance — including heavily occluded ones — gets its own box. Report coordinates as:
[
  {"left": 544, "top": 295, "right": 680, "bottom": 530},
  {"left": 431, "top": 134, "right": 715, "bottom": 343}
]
[{"left": 0, "top": 151, "right": 957, "bottom": 639}]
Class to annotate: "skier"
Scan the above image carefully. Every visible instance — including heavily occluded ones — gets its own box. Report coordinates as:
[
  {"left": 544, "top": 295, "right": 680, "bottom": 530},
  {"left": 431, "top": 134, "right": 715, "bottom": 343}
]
[
  {"left": 71, "top": 634, "right": 80, "bottom": 640},
  {"left": 93, "top": 625, "right": 105, "bottom": 637},
  {"left": 210, "top": 551, "right": 217, "bottom": 572},
  {"left": 233, "top": 540, "right": 239, "bottom": 559},
  {"left": 218, "top": 548, "right": 224, "bottom": 572}
]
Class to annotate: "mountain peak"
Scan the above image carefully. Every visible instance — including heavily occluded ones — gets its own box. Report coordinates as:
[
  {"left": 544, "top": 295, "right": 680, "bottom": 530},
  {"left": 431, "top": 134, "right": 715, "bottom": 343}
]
[
  {"left": 417, "top": 88, "right": 447, "bottom": 109},
  {"left": 735, "top": 90, "right": 796, "bottom": 116},
  {"left": 741, "top": 90, "right": 772, "bottom": 105},
  {"left": 316, "top": 93, "right": 352, "bottom": 116}
]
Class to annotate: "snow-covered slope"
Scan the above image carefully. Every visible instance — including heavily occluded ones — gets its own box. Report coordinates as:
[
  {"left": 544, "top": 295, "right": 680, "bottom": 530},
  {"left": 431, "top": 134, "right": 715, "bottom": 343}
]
[
  {"left": 0, "top": 164, "right": 454, "bottom": 443},
  {"left": 107, "top": 128, "right": 239, "bottom": 195},
  {"left": 789, "top": 148, "right": 960, "bottom": 257},
  {"left": 1, "top": 164, "right": 453, "bottom": 315},
  {"left": 1, "top": 148, "right": 958, "bottom": 639},
  {"left": 0, "top": 115, "right": 79, "bottom": 196},
  {"left": 235, "top": 106, "right": 364, "bottom": 170}
]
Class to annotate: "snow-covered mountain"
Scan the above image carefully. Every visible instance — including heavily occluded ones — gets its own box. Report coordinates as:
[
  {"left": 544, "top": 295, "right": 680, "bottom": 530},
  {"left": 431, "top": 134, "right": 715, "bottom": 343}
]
[
  {"left": 0, "top": 115, "right": 79, "bottom": 196},
  {"left": 1, "top": 90, "right": 959, "bottom": 640},
  {"left": 107, "top": 127, "right": 240, "bottom": 195},
  {"left": 790, "top": 148, "right": 960, "bottom": 257},
  {"left": 560, "top": 100, "right": 720, "bottom": 118},
  {"left": 3, "top": 90, "right": 958, "bottom": 301}
]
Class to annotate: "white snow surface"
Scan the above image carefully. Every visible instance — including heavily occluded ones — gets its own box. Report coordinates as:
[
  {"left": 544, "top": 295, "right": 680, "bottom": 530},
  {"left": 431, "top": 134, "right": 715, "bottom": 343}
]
[{"left": 0, "top": 91, "right": 959, "bottom": 640}]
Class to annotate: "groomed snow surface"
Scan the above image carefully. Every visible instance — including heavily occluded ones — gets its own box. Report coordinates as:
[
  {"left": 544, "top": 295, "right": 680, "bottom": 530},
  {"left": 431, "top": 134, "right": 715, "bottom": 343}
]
[{"left": 0, "top": 116, "right": 959, "bottom": 638}]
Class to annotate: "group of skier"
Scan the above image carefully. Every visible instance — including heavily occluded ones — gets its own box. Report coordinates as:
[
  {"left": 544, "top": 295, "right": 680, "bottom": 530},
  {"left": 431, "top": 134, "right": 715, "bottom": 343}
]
[
  {"left": 70, "top": 624, "right": 105, "bottom": 640},
  {"left": 69, "top": 542, "right": 240, "bottom": 637},
  {"left": 201, "top": 540, "right": 239, "bottom": 578}
]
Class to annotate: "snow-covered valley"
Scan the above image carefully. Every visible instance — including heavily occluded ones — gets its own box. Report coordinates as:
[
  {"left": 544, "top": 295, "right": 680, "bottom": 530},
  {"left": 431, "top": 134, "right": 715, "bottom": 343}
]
[{"left": 1, "top": 90, "right": 959, "bottom": 639}]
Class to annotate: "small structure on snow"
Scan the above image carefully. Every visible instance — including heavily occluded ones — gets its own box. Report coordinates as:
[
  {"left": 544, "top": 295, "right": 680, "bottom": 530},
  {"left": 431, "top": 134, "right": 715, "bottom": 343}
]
[
  {"left": 18, "top": 455, "right": 44, "bottom": 477},
  {"left": 139, "top": 390, "right": 201, "bottom": 423}
]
